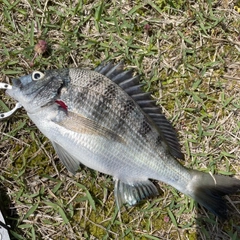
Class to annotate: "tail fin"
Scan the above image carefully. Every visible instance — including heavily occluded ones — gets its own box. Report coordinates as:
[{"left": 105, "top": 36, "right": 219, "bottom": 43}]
[{"left": 190, "top": 170, "right": 240, "bottom": 218}]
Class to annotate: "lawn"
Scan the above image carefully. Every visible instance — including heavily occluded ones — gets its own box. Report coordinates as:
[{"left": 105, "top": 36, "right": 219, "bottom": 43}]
[{"left": 0, "top": 0, "right": 240, "bottom": 239}]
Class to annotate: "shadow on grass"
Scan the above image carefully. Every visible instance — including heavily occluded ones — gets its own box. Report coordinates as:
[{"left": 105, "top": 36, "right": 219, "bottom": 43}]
[
  {"left": 195, "top": 201, "right": 240, "bottom": 239},
  {"left": 0, "top": 184, "right": 19, "bottom": 240}
]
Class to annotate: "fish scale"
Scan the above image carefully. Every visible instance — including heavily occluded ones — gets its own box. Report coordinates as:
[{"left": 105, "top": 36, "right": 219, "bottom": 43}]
[
  {"left": 49, "top": 70, "right": 182, "bottom": 179},
  {"left": 64, "top": 73, "right": 151, "bottom": 145},
  {"left": 66, "top": 87, "right": 153, "bottom": 151},
  {"left": 3, "top": 61, "right": 240, "bottom": 218}
]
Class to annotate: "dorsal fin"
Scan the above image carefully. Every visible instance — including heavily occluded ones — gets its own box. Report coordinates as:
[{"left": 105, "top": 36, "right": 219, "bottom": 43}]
[{"left": 95, "top": 62, "right": 184, "bottom": 160}]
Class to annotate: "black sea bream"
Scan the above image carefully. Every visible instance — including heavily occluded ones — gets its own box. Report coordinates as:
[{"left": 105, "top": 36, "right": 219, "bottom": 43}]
[{"left": 4, "top": 62, "right": 240, "bottom": 217}]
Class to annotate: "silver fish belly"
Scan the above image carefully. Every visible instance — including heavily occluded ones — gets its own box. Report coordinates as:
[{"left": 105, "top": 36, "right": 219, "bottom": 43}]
[{"left": 4, "top": 62, "right": 240, "bottom": 218}]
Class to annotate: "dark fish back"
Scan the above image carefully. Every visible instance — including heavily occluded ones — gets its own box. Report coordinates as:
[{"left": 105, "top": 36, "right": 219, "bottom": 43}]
[{"left": 95, "top": 62, "right": 184, "bottom": 160}]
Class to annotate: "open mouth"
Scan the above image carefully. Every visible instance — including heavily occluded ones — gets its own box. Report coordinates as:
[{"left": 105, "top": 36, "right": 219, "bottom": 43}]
[{"left": 0, "top": 83, "right": 22, "bottom": 119}]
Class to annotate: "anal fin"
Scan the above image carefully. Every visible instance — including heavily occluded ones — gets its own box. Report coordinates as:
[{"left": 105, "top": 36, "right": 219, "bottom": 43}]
[
  {"left": 52, "top": 141, "right": 80, "bottom": 174},
  {"left": 114, "top": 179, "right": 159, "bottom": 209}
]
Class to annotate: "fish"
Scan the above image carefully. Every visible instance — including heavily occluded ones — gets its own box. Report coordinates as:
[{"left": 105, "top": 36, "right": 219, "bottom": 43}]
[{"left": 3, "top": 61, "right": 240, "bottom": 218}]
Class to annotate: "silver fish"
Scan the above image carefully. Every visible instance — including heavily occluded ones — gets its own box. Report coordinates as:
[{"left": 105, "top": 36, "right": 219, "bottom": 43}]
[{"left": 3, "top": 62, "right": 240, "bottom": 218}]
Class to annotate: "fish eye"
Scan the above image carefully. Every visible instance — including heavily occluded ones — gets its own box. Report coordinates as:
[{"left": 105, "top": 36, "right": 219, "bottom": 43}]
[{"left": 32, "top": 71, "right": 45, "bottom": 81}]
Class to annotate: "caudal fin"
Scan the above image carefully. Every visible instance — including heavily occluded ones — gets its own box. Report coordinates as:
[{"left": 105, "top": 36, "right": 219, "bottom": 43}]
[{"left": 190, "top": 170, "right": 240, "bottom": 218}]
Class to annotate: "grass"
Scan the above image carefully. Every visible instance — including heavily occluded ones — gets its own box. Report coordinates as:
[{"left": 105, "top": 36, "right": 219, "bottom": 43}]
[{"left": 0, "top": 0, "right": 240, "bottom": 239}]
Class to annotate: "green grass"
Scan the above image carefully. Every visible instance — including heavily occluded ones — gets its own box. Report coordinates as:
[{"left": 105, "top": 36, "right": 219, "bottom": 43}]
[{"left": 0, "top": 0, "right": 240, "bottom": 239}]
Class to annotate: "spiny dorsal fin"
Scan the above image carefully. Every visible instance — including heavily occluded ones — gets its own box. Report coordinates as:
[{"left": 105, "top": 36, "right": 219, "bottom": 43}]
[{"left": 95, "top": 61, "right": 184, "bottom": 160}]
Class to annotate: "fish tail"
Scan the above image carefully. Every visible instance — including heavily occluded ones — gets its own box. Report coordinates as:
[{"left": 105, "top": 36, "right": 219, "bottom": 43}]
[{"left": 189, "top": 170, "right": 240, "bottom": 218}]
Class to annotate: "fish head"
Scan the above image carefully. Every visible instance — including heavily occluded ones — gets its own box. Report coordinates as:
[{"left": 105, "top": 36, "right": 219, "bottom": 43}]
[{"left": 6, "top": 69, "right": 69, "bottom": 114}]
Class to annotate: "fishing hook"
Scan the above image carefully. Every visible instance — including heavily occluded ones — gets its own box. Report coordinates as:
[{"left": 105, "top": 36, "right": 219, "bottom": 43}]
[{"left": 0, "top": 83, "right": 22, "bottom": 119}]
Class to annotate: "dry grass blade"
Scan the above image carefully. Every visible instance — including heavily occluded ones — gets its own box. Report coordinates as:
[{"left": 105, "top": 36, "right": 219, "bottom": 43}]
[{"left": 0, "top": 0, "right": 240, "bottom": 239}]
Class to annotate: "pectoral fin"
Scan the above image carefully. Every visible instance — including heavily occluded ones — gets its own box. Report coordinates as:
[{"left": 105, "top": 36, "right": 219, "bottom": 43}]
[
  {"left": 55, "top": 111, "right": 124, "bottom": 143},
  {"left": 52, "top": 141, "right": 80, "bottom": 174}
]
